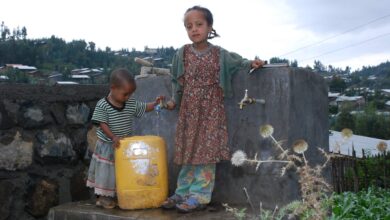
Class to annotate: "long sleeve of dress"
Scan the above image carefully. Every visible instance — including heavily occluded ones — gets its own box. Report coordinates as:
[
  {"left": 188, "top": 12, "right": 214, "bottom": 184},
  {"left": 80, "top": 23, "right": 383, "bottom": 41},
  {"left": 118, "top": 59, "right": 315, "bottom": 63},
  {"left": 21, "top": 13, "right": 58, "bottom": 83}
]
[
  {"left": 171, "top": 47, "right": 185, "bottom": 106},
  {"left": 218, "top": 47, "right": 252, "bottom": 98}
]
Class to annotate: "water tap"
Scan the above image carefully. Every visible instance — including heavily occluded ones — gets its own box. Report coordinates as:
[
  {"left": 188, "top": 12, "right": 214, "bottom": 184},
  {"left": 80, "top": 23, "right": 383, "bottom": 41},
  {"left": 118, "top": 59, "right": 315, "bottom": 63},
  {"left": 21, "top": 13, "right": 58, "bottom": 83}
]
[
  {"left": 238, "top": 89, "right": 265, "bottom": 109},
  {"left": 239, "top": 89, "right": 250, "bottom": 109},
  {"left": 155, "top": 99, "right": 167, "bottom": 116}
]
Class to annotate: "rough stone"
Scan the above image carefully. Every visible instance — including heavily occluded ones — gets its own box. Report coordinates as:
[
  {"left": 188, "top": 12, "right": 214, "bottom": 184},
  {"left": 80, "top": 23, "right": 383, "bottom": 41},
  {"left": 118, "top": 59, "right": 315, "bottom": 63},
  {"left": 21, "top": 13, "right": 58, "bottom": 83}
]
[
  {"left": 0, "top": 103, "right": 15, "bottom": 130},
  {"left": 26, "top": 179, "right": 59, "bottom": 217},
  {"left": 0, "top": 84, "right": 109, "bottom": 102},
  {"left": 49, "top": 103, "right": 66, "bottom": 125},
  {"left": 3, "top": 99, "right": 20, "bottom": 114},
  {"left": 133, "top": 68, "right": 329, "bottom": 207},
  {"left": 69, "top": 128, "right": 88, "bottom": 157},
  {"left": 19, "top": 104, "right": 53, "bottom": 129},
  {"left": 0, "top": 130, "right": 17, "bottom": 145},
  {"left": 66, "top": 104, "right": 90, "bottom": 125},
  {"left": 35, "top": 129, "right": 75, "bottom": 160},
  {"left": 2, "top": 99, "right": 20, "bottom": 127},
  {"left": 0, "top": 180, "right": 15, "bottom": 220},
  {"left": 0, "top": 131, "right": 33, "bottom": 171},
  {"left": 70, "top": 167, "right": 91, "bottom": 201}
]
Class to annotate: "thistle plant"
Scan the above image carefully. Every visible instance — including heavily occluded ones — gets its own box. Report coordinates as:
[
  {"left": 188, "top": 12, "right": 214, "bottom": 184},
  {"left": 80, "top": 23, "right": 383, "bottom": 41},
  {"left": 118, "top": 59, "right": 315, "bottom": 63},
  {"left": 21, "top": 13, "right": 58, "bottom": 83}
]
[
  {"left": 231, "top": 149, "right": 289, "bottom": 171},
  {"left": 332, "top": 128, "right": 353, "bottom": 154},
  {"left": 341, "top": 128, "right": 353, "bottom": 139},
  {"left": 376, "top": 141, "right": 388, "bottom": 154},
  {"left": 227, "top": 124, "right": 333, "bottom": 220},
  {"left": 259, "top": 124, "right": 289, "bottom": 159}
]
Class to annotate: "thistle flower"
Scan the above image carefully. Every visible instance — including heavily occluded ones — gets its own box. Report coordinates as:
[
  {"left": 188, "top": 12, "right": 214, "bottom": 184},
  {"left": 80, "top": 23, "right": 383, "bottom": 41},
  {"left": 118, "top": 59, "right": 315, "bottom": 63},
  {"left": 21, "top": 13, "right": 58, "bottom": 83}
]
[
  {"left": 259, "top": 124, "right": 274, "bottom": 138},
  {"left": 231, "top": 150, "right": 247, "bottom": 167},
  {"left": 293, "top": 139, "right": 308, "bottom": 154},
  {"left": 377, "top": 141, "right": 388, "bottom": 153},
  {"left": 341, "top": 128, "right": 353, "bottom": 139},
  {"left": 280, "top": 167, "right": 287, "bottom": 177}
]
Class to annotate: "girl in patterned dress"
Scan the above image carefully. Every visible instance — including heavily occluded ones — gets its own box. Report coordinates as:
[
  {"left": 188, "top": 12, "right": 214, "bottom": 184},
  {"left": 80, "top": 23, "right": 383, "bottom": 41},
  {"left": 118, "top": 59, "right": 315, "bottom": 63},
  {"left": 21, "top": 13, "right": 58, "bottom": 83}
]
[
  {"left": 87, "top": 68, "right": 163, "bottom": 209},
  {"left": 163, "top": 6, "right": 265, "bottom": 212}
]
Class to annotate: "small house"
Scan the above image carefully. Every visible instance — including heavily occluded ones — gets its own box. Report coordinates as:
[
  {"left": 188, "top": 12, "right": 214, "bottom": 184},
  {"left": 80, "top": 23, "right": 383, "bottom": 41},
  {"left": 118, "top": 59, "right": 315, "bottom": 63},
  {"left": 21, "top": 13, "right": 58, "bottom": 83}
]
[
  {"left": 0, "top": 75, "right": 9, "bottom": 83},
  {"left": 381, "top": 89, "right": 390, "bottom": 97},
  {"left": 328, "top": 92, "right": 340, "bottom": 106},
  {"left": 386, "top": 100, "right": 390, "bottom": 110},
  {"left": 70, "top": 75, "right": 91, "bottom": 84},
  {"left": 336, "top": 96, "right": 365, "bottom": 109},
  {"left": 5, "top": 64, "right": 37, "bottom": 71}
]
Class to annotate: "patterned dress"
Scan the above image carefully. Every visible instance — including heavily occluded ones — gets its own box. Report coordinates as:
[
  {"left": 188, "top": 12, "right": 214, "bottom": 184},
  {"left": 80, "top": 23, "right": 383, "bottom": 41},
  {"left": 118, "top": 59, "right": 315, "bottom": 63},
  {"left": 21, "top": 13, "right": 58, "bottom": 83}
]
[{"left": 174, "top": 44, "right": 230, "bottom": 165}]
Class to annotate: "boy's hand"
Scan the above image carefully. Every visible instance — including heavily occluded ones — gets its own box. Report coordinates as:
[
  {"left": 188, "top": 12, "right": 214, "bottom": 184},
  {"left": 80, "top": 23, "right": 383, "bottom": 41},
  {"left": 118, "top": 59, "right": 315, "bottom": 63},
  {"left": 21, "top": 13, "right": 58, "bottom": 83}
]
[
  {"left": 146, "top": 96, "right": 165, "bottom": 112},
  {"left": 112, "top": 136, "right": 121, "bottom": 148},
  {"left": 155, "top": 96, "right": 165, "bottom": 105},
  {"left": 251, "top": 59, "right": 266, "bottom": 69},
  {"left": 166, "top": 100, "right": 176, "bottom": 110}
]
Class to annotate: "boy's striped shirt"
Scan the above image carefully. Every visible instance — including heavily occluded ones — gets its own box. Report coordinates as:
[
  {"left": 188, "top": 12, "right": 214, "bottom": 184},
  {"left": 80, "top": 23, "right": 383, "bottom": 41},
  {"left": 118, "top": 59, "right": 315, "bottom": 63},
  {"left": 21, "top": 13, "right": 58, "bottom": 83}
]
[{"left": 92, "top": 97, "right": 147, "bottom": 142}]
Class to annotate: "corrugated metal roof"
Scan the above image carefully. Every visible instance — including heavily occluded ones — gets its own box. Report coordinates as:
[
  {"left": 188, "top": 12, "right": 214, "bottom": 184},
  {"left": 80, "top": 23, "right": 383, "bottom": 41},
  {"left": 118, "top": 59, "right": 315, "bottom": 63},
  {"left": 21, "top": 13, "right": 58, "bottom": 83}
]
[
  {"left": 329, "top": 130, "right": 389, "bottom": 157},
  {"left": 70, "top": 75, "right": 90, "bottom": 79},
  {"left": 336, "top": 96, "right": 363, "bottom": 102},
  {"left": 55, "top": 81, "right": 79, "bottom": 85}
]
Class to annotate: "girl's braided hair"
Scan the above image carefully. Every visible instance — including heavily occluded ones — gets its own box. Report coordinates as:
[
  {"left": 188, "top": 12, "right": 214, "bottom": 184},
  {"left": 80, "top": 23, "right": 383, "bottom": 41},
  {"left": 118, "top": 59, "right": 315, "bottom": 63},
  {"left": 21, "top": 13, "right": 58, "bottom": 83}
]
[{"left": 185, "top": 6, "right": 220, "bottom": 39}]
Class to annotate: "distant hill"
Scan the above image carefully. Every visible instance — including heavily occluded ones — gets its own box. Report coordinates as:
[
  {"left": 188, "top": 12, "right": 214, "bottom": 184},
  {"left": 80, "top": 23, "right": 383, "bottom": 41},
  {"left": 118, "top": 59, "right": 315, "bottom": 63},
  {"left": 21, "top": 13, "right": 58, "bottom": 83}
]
[
  {"left": 0, "top": 22, "right": 176, "bottom": 77},
  {"left": 352, "top": 61, "right": 390, "bottom": 77}
]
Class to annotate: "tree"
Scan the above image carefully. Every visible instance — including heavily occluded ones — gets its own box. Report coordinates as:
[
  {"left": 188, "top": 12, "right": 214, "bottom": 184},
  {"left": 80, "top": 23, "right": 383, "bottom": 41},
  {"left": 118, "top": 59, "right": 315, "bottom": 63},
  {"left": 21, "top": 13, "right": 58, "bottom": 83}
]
[
  {"left": 329, "top": 76, "right": 347, "bottom": 92},
  {"left": 313, "top": 60, "right": 326, "bottom": 72},
  {"left": 21, "top": 26, "right": 27, "bottom": 40},
  {"left": 1, "top": 23, "right": 10, "bottom": 41},
  {"left": 344, "top": 66, "right": 351, "bottom": 75},
  {"left": 269, "top": 57, "right": 298, "bottom": 67},
  {"left": 334, "top": 109, "right": 355, "bottom": 131},
  {"left": 354, "top": 103, "right": 390, "bottom": 139},
  {"left": 15, "top": 26, "right": 21, "bottom": 40},
  {"left": 290, "top": 60, "right": 298, "bottom": 67},
  {"left": 88, "top": 41, "right": 96, "bottom": 52},
  {"left": 270, "top": 57, "right": 289, "bottom": 64}
]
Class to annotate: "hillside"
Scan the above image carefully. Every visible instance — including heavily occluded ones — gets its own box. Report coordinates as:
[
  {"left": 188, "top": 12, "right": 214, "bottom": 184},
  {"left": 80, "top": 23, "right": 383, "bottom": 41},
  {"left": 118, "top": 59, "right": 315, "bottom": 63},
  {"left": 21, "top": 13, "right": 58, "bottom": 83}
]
[{"left": 0, "top": 23, "right": 176, "bottom": 80}]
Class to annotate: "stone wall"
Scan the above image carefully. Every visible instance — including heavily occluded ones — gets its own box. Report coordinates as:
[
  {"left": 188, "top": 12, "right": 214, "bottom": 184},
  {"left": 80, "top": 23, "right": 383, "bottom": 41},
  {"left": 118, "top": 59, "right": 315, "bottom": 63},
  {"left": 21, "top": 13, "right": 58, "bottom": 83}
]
[{"left": 0, "top": 85, "right": 108, "bottom": 220}]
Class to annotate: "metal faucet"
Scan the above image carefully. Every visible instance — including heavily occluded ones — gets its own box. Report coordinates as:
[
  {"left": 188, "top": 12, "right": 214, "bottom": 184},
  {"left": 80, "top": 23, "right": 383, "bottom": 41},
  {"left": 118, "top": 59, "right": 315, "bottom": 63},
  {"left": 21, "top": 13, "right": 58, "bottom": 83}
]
[
  {"left": 155, "top": 99, "right": 167, "bottom": 116},
  {"left": 238, "top": 89, "right": 265, "bottom": 109}
]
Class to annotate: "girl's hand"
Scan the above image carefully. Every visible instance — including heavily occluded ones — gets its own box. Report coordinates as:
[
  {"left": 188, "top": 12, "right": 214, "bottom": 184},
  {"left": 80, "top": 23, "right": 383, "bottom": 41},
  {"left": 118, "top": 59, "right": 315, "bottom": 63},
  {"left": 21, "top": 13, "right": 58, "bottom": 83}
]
[
  {"left": 166, "top": 100, "right": 176, "bottom": 110},
  {"left": 112, "top": 136, "right": 121, "bottom": 148},
  {"left": 251, "top": 59, "right": 266, "bottom": 69}
]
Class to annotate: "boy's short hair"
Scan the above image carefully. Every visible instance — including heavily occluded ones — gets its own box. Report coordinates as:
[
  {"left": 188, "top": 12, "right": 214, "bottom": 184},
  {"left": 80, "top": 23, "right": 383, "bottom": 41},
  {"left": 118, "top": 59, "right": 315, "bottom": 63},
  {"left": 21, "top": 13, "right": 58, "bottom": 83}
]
[{"left": 110, "top": 68, "right": 136, "bottom": 88}]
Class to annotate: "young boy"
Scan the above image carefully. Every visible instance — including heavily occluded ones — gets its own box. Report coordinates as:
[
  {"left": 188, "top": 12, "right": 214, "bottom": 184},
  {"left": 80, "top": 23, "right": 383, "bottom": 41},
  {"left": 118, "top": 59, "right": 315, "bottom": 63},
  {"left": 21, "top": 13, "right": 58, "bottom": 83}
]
[{"left": 86, "top": 68, "right": 163, "bottom": 208}]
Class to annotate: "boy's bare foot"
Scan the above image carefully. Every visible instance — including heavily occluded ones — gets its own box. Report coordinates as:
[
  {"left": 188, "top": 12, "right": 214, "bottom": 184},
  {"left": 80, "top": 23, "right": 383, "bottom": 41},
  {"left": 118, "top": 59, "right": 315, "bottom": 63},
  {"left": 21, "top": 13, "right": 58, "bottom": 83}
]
[{"left": 97, "top": 196, "right": 116, "bottom": 209}]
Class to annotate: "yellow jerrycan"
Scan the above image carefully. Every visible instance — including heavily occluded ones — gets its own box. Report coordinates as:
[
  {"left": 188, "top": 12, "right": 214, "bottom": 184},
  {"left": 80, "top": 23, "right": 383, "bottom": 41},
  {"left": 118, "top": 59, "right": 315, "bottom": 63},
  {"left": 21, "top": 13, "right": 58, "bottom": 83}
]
[{"left": 115, "top": 136, "right": 168, "bottom": 210}]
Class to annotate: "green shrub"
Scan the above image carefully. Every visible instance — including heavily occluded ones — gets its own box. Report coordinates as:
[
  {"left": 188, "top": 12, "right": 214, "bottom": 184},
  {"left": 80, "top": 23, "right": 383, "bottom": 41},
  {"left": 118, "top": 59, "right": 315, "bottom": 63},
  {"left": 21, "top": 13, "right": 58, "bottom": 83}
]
[{"left": 331, "top": 187, "right": 390, "bottom": 219}]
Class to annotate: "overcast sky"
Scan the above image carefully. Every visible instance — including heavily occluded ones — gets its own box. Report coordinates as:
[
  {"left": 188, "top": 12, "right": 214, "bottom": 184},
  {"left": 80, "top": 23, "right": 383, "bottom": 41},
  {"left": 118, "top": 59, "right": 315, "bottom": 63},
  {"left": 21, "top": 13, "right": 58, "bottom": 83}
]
[{"left": 1, "top": 0, "right": 390, "bottom": 70}]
